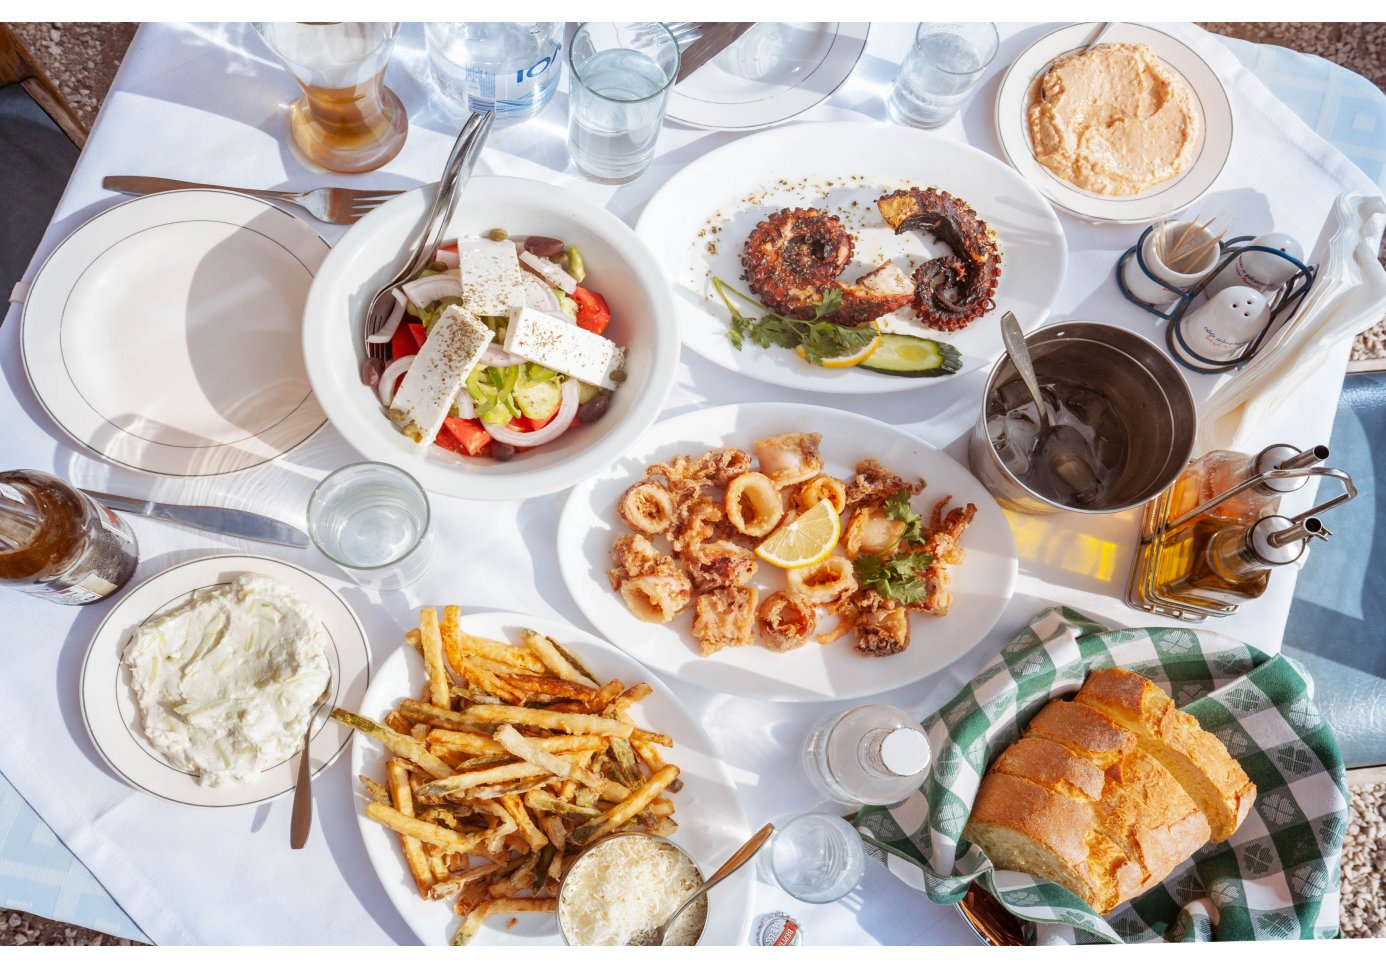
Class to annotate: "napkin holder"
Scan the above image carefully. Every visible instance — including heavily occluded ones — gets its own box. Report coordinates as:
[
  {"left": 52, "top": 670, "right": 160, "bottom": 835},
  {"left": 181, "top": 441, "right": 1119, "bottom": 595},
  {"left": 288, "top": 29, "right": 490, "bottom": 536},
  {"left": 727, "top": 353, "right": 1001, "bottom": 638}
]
[{"left": 1115, "top": 229, "right": 1316, "bottom": 375}]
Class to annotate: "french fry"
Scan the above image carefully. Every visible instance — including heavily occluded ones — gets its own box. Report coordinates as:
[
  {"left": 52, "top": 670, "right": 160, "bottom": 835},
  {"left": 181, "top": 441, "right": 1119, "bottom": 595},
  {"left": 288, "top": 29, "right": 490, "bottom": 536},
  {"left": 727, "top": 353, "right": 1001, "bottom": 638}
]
[
  {"left": 617, "top": 709, "right": 685, "bottom": 793},
  {"left": 499, "top": 794, "right": 547, "bottom": 851},
  {"left": 464, "top": 776, "right": 554, "bottom": 800},
  {"left": 425, "top": 861, "right": 499, "bottom": 901},
  {"left": 419, "top": 608, "right": 451, "bottom": 709},
  {"left": 453, "top": 879, "right": 490, "bottom": 918},
  {"left": 454, "top": 704, "right": 634, "bottom": 739},
  {"left": 387, "top": 759, "right": 434, "bottom": 899},
  {"left": 332, "top": 709, "right": 453, "bottom": 779},
  {"left": 456, "top": 657, "right": 527, "bottom": 705},
  {"left": 525, "top": 789, "right": 601, "bottom": 820},
  {"left": 451, "top": 898, "right": 557, "bottom": 946},
  {"left": 365, "top": 801, "right": 494, "bottom": 854},
  {"left": 494, "top": 672, "right": 597, "bottom": 701},
  {"left": 570, "top": 765, "right": 680, "bottom": 848},
  {"left": 494, "top": 725, "right": 605, "bottom": 789},
  {"left": 459, "top": 632, "right": 547, "bottom": 674},
  {"left": 614, "top": 683, "right": 653, "bottom": 708},
  {"left": 488, "top": 853, "right": 541, "bottom": 898},
  {"left": 416, "top": 762, "right": 548, "bottom": 799},
  {"left": 404, "top": 628, "right": 422, "bottom": 652},
  {"left": 520, "top": 629, "right": 598, "bottom": 687},
  {"left": 399, "top": 700, "right": 490, "bottom": 732},
  {"left": 440, "top": 604, "right": 465, "bottom": 681},
  {"left": 584, "top": 679, "right": 625, "bottom": 712},
  {"left": 358, "top": 774, "right": 391, "bottom": 806}
]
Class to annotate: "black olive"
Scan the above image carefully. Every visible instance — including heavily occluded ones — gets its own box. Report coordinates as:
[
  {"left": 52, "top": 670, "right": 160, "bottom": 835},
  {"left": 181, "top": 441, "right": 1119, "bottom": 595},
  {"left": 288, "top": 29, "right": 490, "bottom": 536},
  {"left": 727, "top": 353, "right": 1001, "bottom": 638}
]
[
  {"left": 577, "top": 393, "right": 611, "bottom": 424},
  {"left": 360, "top": 356, "right": 385, "bottom": 388},
  {"left": 524, "top": 235, "right": 566, "bottom": 258},
  {"left": 489, "top": 441, "right": 517, "bottom": 461}
]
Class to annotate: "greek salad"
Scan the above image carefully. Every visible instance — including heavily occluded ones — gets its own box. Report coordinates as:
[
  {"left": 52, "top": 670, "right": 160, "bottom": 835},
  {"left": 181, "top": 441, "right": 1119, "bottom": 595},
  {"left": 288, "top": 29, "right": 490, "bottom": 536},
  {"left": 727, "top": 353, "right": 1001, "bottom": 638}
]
[{"left": 360, "top": 231, "right": 626, "bottom": 461}]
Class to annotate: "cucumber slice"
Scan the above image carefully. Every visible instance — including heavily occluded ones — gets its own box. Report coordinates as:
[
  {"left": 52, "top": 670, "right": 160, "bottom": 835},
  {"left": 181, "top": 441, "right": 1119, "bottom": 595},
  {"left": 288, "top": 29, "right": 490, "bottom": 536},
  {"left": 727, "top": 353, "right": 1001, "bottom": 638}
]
[
  {"left": 576, "top": 381, "right": 602, "bottom": 405},
  {"left": 858, "top": 333, "right": 963, "bottom": 378},
  {"left": 514, "top": 379, "right": 562, "bottom": 421},
  {"left": 526, "top": 363, "right": 559, "bottom": 383}
]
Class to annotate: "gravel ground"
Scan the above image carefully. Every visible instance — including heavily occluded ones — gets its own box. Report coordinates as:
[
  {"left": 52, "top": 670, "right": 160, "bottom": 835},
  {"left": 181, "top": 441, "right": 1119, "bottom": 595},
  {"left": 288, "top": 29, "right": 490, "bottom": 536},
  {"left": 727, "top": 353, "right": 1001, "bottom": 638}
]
[{"left": 1, "top": 19, "right": 1384, "bottom": 946}]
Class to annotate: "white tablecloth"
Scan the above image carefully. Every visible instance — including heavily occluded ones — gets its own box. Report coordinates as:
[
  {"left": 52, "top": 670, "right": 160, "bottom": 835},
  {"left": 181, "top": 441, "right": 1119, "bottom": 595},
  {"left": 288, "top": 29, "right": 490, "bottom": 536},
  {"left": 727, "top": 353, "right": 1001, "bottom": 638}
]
[{"left": 0, "top": 22, "right": 1379, "bottom": 945}]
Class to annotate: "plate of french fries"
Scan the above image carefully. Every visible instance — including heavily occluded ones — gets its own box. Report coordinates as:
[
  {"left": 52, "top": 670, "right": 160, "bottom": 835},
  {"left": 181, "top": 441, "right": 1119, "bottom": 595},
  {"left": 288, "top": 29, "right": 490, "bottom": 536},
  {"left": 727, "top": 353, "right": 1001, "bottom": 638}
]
[{"left": 339, "top": 607, "right": 752, "bottom": 946}]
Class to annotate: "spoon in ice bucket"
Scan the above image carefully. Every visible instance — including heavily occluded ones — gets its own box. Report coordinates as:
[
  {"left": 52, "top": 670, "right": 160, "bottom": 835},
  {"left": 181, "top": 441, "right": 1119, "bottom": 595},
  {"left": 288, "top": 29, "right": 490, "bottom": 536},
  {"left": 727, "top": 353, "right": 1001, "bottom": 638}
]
[
  {"left": 632, "top": 823, "right": 775, "bottom": 946},
  {"left": 290, "top": 687, "right": 331, "bottom": 850},
  {"left": 999, "top": 312, "right": 1101, "bottom": 505}
]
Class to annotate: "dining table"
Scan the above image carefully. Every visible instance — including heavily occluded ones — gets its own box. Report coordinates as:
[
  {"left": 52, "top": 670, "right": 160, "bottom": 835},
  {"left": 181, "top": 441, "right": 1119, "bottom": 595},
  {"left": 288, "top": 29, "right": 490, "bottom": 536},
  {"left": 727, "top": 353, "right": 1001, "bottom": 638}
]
[{"left": 2, "top": 21, "right": 1383, "bottom": 946}]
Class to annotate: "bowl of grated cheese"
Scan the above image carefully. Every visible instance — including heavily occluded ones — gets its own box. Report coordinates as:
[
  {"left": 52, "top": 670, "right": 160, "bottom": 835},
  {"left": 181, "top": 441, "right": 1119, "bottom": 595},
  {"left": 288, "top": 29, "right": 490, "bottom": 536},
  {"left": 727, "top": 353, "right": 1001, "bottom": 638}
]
[{"left": 557, "top": 832, "right": 708, "bottom": 946}]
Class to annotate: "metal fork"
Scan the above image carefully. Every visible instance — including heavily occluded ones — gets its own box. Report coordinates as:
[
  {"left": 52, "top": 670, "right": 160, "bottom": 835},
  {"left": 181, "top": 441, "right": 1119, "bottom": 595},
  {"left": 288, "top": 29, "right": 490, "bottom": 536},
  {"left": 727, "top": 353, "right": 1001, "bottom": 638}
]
[
  {"left": 101, "top": 175, "right": 401, "bottom": 225},
  {"left": 362, "top": 111, "right": 494, "bottom": 359}
]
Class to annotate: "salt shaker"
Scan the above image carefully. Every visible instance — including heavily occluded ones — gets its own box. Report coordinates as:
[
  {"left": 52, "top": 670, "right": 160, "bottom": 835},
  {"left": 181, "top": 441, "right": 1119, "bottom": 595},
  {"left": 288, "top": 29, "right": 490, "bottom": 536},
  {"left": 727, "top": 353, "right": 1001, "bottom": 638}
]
[
  {"left": 1203, "top": 232, "right": 1303, "bottom": 296},
  {"left": 803, "top": 704, "right": 931, "bottom": 806},
  {"left": 1173, "top": 285, "right": 1272, "bottom": 367}
]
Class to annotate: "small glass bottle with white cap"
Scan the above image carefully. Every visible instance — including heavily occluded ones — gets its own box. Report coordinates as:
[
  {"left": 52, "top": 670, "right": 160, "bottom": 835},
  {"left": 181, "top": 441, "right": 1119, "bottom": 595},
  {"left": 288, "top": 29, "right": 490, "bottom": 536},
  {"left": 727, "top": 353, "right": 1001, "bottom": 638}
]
[{"left": 803, "top": 704, "right": 931, "bottom": 806}]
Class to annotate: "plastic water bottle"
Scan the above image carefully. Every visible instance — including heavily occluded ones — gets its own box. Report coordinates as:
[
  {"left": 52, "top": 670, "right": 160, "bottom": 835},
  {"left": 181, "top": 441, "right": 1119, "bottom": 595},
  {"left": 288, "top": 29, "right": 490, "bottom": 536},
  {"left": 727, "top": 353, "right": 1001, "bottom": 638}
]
[
  {"left": 425, "top": 22, "right": 562, "bottom": 123},
  {"left": 803, "top": 704, "right": 932, "bottom": 806}
]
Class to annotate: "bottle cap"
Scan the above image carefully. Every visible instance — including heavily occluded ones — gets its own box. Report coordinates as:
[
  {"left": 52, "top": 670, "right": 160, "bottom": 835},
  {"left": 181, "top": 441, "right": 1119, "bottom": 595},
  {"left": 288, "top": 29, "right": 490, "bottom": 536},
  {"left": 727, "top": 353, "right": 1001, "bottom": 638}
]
[
  {"left": 755, "top": 912, "right": 803, "bottom": 946},
  {"left": 880, "top": 727, "right": 931, "bottom": 777},
  {"left": 1255, "top": 444, "right": 1324, "bottom": 493},
  {"left": 1248, "top": 515, "right": 1313, "bottom": 566}
]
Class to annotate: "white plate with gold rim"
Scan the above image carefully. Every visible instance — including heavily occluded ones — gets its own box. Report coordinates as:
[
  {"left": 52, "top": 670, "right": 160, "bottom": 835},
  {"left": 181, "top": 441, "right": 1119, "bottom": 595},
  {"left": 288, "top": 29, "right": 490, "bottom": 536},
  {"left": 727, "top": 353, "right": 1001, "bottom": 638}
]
[
  {"left": 20, "top": 190, "right": 328, "bottom": 476},
  {"left": 994, "top": 22, "right": 1234, "bottom": 224},
  {"left": 557, "top": 403, "right": 1018, "bottom": 702},
  {"left": 348, "top": 610, "right": 751, "bottom": 946},
  {"left": 79, "top": 554, "right": 370, "bottom": 808}
]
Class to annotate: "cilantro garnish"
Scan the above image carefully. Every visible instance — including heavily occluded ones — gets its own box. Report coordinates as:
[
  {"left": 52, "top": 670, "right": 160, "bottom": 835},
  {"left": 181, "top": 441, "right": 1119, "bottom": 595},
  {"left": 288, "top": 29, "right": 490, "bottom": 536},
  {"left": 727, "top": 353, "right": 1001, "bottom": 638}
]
[
  {"left": 885, "top": 488, "right": 926, "bottom": 546},
  {"left": 853, "top": 550, "right": 935, "bottom": 606},
  {"left": 713, "top": 278, "right": 876, "bottom": 366}
]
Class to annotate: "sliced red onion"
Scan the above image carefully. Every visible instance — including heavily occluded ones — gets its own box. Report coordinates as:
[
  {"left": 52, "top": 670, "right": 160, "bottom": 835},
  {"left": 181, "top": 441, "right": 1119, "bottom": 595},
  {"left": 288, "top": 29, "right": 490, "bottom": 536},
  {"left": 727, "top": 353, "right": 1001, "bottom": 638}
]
[
  {"left": 480, "top": 344, "right": 526, "bottom": 368},
  {"left": 434, "top": 247, "right": 460, "bottom": 269},
  {"left": 452, "top": 389, "right": 475, "bottom": 419},
  {"left": 365, "top": 287, "right": 408, "bottom": 344},
  {"left": 401, "top": 274, "right": 463, "bottom": 307},
  {"left": 519, "top": 250, "right": 577, "bottom": 294},
  {"left": 521, "top": 274, "right": 560, "bottom": 313},
  {"left": 481, "top": 379, "right": 579, "bottom": 447},
  {"left": 378, "top": 354, "right": 415, "bottom": 407}
]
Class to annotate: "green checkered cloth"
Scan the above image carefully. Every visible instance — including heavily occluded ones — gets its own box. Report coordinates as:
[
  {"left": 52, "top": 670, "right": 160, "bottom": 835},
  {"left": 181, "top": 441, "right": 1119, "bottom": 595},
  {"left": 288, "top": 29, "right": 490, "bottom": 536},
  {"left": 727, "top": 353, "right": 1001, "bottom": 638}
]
[{"left": 853, "top": 607, "right": 1348, "bottom": 943}]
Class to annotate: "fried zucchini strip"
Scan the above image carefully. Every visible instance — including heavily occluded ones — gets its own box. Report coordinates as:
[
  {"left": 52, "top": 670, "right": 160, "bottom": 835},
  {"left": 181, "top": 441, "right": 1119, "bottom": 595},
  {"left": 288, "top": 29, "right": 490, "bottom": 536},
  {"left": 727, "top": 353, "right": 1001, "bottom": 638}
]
[{"left": 332, "top": 709, "right": 452, "bottom": 778}]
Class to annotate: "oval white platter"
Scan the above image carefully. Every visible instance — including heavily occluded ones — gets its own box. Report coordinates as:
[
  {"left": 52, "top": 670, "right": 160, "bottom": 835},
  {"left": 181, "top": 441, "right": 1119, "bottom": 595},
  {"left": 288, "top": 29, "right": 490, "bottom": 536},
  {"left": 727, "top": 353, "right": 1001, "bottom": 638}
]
[
  {"left": 557, "top": 403, "right": 1018, "bottom": 702},
  {"left": 636, "top": 121, "right": 1067, "bottom": 394}
]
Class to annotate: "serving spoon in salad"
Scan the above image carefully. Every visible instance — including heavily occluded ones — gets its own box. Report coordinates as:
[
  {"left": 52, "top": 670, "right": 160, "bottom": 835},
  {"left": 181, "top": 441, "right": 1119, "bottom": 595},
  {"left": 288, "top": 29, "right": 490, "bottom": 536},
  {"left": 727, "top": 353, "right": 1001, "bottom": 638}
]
[{"left": 362, "top": 110, "right": 494, "bottom": 362}]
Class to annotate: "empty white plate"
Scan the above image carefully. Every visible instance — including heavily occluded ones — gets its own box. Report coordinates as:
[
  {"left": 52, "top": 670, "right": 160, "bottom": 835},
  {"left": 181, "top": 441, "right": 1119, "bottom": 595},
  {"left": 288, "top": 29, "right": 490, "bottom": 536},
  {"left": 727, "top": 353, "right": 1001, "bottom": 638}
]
[
  {"left": 20, "top": 190, "right": 329, "bottom": 476},
  {"left": 80, "top": 554, "right": 371, "bottom": 808},
  {"left": 667, "top": 22, "right": 869, "bottom": 130}
]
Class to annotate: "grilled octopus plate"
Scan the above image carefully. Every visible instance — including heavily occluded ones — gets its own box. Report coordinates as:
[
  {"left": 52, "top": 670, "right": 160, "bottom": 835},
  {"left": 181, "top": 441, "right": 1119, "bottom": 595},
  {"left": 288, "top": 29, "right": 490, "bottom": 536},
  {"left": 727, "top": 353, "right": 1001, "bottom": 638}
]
[
  {"left": 556, "top": 403, "right": 1019, "bottom": 701},
  {"left": 636, "top": 122, "right": 1067, "bottom": 394}
]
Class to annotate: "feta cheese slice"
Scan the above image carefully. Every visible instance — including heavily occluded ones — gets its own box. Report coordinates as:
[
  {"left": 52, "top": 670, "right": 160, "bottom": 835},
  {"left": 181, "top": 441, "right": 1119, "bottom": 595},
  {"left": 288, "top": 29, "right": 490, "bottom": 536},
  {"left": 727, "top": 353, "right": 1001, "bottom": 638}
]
[
  {"left": 504, "top": 307, "right": 626, "bottom": 390},
  {"left": 390, "top": 304, "right": 493, "bottom": 447},
  {"left": 458, "top": 238, "right": 524, "bottom": 316}
]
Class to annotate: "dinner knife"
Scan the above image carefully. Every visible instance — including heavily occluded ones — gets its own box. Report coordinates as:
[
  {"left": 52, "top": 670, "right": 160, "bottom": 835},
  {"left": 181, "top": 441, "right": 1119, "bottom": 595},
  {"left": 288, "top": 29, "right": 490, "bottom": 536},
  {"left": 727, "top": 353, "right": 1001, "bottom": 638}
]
[
  {"left": 677, "top": 23, "right": 756, "bottom": 83},
  {"left": 85, "top": 491, "right": 310, "bottom": 549}
]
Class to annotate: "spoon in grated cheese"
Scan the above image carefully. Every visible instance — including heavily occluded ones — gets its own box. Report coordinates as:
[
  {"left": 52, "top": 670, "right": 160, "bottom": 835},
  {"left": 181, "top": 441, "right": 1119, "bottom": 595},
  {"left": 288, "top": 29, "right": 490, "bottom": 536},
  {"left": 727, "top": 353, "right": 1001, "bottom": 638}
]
[{"left": 631, "top": 823, "right": 775, "bottom": 947}]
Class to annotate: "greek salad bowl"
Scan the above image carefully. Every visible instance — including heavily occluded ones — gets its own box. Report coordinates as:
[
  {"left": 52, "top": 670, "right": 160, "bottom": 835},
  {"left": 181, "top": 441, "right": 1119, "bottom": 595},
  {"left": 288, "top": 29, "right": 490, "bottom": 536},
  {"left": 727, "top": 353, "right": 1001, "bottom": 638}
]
[{"left": 302, "top": 176, "right": 679, "bottom": 500}]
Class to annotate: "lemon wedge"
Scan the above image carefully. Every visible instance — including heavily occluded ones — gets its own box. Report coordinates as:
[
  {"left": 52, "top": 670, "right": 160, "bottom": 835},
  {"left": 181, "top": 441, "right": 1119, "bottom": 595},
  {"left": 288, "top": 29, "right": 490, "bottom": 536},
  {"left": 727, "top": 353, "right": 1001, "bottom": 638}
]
[
  {"left": 795, "top": 321, "right": 881, "bottom": 368},
  {"left": 755, "top": 498, "right": 841, "bottom": 569}
]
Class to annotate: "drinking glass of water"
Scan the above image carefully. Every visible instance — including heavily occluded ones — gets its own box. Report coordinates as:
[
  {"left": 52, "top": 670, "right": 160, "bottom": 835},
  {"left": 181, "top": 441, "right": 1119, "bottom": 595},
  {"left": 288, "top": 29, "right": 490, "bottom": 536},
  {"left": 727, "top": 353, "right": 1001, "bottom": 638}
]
[
  {"left": 307, "top": 462, "right": 432, "bottom": 591},
  {"left": 566, "top": 22, "right": 680, "bottom": 184},
  {"left": 888, "top": 22, "right": 1000, "bottom": 129},
  {"left": 764, "top": 813, "right": 866, "bottom": 903}
]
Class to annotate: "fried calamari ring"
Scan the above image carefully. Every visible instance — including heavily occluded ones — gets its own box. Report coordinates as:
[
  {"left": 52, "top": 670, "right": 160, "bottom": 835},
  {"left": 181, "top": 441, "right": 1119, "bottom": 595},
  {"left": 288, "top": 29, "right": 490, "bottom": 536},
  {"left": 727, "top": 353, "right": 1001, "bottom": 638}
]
[
  {"left": 842, "top": 505, "right": 906, "bottom": 558},
  {"left": 795, "top": 475, "right": 847, "bottom": 514},
  {"left": 786, "top": 555, "right": 858, "bottom": 605},
  {"left": 619, "top": 570, "right": 693, "bottom": 624},
  {"left": 754, "top": 432, "right": 824, "bottom": 489},
  {"left": 618, "top": 481, "right": 675, "bottom": 534},
  {"left": 756, "top": 591, "right": 817, "bottom": 653},
  {"left": 724, "top": 472, "right": 784, "bottom": 537}
]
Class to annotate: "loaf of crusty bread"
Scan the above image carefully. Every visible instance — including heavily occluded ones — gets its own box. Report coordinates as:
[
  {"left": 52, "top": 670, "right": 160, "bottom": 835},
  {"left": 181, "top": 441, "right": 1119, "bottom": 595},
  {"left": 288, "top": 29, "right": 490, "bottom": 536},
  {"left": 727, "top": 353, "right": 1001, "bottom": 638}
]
[
  {"left": 1074, "top": 667, "right": 1256, "bottom": 841},
  {"left": 962, "top": 669, "right": 1255, "bottom": 914}
]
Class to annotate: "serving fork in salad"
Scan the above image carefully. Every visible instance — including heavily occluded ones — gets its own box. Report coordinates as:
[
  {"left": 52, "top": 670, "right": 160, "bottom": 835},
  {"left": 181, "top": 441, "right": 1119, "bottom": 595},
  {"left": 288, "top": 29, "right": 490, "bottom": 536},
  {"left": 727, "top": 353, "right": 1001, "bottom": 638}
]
[{"left": 362, "top": 111, "right": 495, "bottom": 361}]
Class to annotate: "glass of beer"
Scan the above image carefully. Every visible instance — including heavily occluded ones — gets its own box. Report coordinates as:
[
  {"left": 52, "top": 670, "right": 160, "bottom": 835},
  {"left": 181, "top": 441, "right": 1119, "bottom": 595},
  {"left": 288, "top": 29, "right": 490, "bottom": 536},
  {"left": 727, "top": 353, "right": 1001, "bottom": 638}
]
[{"left": 254, "top": 22, "right": 408, "bottom": 173}]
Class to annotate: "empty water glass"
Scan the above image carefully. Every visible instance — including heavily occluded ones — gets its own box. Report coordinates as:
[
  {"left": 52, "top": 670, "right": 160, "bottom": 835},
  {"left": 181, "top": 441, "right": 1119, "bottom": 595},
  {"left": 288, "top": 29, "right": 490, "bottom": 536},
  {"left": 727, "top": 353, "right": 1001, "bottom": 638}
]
[
  {"left": 888, "top": 22, "right": 999, "bottom": 129},
  {"left": 567, "top": 22, "right": 680, "bottom": 184},
  {"left": 764, "top": 813, "right": 866, "bottom": 903},
  {"left": 307, "top": 462, "right": 432, "bottom": 591}
]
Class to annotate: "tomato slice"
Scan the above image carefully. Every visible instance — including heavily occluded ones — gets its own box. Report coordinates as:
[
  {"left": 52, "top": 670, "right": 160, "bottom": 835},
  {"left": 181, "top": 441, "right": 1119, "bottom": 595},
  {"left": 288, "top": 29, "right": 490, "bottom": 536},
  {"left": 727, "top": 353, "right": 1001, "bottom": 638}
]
[
  {"left": 439, "top": 417, "right": 492, "bottom": 456},
  {"left": 572, "top": 286, "right": 611, "bottom": 335},
  {"left": 408, "top": 322, "right": 428, "bottom": 351}
]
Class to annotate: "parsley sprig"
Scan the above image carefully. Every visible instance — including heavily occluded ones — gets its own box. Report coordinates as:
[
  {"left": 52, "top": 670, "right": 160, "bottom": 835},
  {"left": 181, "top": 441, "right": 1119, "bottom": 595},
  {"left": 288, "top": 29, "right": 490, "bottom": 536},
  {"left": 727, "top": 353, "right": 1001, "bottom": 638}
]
[
  {"left": 885, "top": 488, "right": 927, "bottom": 546},
  {"left": 713, "top": 278, "right": 877, "bottom": 366},
  {"left": 853, "top": 550, "right": 935, "bottom": 606}
]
